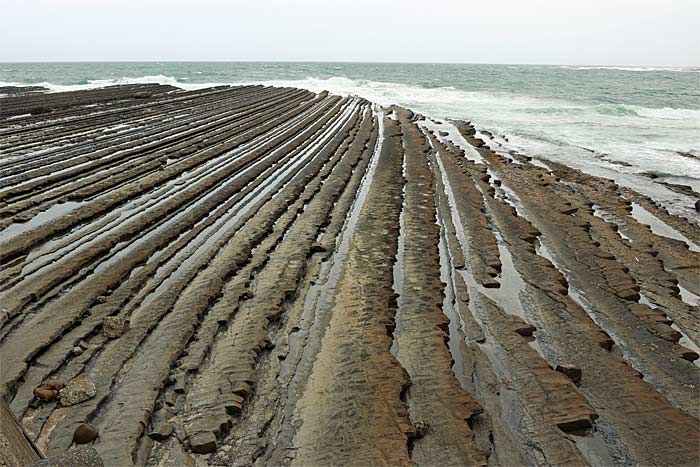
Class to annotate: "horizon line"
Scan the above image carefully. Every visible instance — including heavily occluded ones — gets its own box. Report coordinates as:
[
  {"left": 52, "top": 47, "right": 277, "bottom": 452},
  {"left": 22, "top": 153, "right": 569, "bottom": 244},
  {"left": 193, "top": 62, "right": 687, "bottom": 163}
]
[{"left": 0, "top": 60, "right": 697, "bottom": 68}]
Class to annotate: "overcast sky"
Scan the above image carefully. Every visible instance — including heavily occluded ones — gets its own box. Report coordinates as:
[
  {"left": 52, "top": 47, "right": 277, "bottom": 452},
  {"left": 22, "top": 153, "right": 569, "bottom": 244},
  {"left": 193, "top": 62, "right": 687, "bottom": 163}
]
[{"left": 2, "top": 0, "right": 698, "bottom": 65}]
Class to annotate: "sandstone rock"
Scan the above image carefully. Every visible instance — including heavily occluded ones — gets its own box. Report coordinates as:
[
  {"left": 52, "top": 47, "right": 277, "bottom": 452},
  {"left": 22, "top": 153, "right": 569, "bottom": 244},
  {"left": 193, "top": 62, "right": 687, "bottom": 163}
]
[
  {"left": 555, "top": 364, "right": 582, "bottom": 383},
  {"left": 73, "top": 423, "right": 99, "bottom": 444},
  {"left": 149, "top": 421, "right": 174, "bottom": 441},
  {"left": 34, "top": 387, "right": 59, "bottom": 402},
  {"left": 149, "top": 407, "right": 174, "bottom": 441},
  {"left": 164, "top": 389, "right": 178, "bottom": 407},
  {"left": 60, "top": 374, "right": 97, "bottom": 406},
  {"left": 102, "top": 316, "right": 126, "bottom": 339},
  {"left": 555, "top": 417, "right": 593, "bottom": 433},
  {"left": 514, "top": 324, "right": 536, "bottom": 337},
  {"left": 218, "top": 393, "right": 244, "bottom": 415},
  {"left": 172, "top": 372, "right": 186, "bottom": 394},
  {"left": 189, "top": 431, "right": 218, "bottom": 454}
]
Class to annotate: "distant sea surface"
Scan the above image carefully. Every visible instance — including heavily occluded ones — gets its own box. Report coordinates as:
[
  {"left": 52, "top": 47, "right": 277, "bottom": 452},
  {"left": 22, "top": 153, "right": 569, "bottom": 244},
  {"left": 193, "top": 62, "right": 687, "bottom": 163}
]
[{"left": 2, "top": 62, "right": 698, "bottom": 213}]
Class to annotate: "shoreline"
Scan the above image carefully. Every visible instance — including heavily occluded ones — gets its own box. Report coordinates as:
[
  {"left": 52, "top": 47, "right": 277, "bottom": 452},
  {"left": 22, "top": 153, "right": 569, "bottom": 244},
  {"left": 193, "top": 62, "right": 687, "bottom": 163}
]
[{"left": 2, "top": 74, "right": 698, "bottom": 222}]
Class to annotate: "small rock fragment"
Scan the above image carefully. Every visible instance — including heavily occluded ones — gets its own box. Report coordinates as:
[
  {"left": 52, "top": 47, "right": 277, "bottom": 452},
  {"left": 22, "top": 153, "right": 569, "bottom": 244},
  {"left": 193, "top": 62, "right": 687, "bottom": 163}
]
[
  {"left": 514, "top": 324, "right": 537, "bottom": 337},
  {"left": 189, "top": 431, "right": 218, "bottom": 454},
  {"left": 218, "top": 393, "right": 244, "bottom": 415},
  {"left": 149, "top": 407, "right": 175, "bottom": 441},
  {"left": 34, "top": 387, "right": 59, "bottom": 402},
  {"left": 71, "top": 346, "right": 84, "bottom": 356},
  {"left": 173, "top": 372, "right": 186, "bottom": 394},
  {"left": 102, "top": 316, "right": 126, "bottom": 339},
  {"left": 309, "top": 242, "right": 327, "bottom": 254},
  {"left": 60, "top": 374, "right": 97, "bottom": 406},
  {"left": 555, "top": 364, "right": 582, "bottom": 383},
  {"left": 150, "top": 421, "right": 174, "bottom": 441},
  {"left": 73, "top": 423, "right": 99, "bottom": 444},
  {"left": 598, "top": 338, "right": 615, "bottom": 351},
  {"left": 164, "top": 389, "right": 178, "bottom": 407}
]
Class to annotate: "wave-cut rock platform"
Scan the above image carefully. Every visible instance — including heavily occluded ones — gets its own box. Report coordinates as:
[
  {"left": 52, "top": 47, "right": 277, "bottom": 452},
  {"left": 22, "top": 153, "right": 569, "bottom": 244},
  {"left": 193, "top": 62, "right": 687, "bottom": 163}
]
[{"left": 0, "top": 84, "right": 698, "bottom": 466}]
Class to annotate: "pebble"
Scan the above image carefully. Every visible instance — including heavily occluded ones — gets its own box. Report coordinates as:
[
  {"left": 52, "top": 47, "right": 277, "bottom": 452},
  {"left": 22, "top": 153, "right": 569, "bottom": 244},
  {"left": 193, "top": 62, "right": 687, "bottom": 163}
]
[
  {"left": 34, "top": 387, "right": 59, "bottom": 402},
  {"left": 514, "top": 324, "right": 537, "bottom": 337},
  {"left": 60, "top": 374, "right": 97, "bottom": 406},
  {"left": 73, "top": 423, "right": 99, "bottom": 444},
  {"left": 102, "top": 316, "right": 126, "bottom": 339}
]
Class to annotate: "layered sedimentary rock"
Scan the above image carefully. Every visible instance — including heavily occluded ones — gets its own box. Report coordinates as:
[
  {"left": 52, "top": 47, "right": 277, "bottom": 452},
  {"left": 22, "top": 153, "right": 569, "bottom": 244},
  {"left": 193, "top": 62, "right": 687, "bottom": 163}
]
[{"left": 1, "top": 85, "right": 698, "bottom": 467}]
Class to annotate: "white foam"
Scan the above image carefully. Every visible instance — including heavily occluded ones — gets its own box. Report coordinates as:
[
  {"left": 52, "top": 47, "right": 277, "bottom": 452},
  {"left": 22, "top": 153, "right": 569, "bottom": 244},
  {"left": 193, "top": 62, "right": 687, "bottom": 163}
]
[{"left": 0, "top": 75, "right": 223, "bottom": 93}]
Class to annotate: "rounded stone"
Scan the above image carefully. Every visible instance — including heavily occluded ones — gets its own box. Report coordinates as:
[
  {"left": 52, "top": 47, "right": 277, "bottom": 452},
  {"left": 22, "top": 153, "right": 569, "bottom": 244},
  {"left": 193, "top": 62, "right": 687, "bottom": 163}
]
[
  {"left": 73, "top": 423, "right": 99, "bottom": 444},
  {"left": 34, "top": 387, "right": 59, "bottom": 402}
]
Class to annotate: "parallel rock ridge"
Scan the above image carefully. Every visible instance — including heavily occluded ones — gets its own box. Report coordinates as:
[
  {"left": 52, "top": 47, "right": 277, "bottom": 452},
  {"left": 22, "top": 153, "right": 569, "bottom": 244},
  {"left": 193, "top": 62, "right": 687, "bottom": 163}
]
[{"left": 0, "top": 84, "right": 698, "bottom": 467}]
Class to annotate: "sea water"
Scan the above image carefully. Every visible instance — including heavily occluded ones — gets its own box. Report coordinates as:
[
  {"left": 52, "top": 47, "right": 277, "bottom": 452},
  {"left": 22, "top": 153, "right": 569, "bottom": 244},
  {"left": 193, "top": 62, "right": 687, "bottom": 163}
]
[{"left": 1, "top": 62, "right": 698, "bottom": 217}]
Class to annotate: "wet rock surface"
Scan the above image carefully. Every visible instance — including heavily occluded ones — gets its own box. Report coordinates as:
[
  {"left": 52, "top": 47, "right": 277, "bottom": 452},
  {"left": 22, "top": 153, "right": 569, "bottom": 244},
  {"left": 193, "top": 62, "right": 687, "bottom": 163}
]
[{"left": 0, "top": 86, "right": 697, "bottom": 467}]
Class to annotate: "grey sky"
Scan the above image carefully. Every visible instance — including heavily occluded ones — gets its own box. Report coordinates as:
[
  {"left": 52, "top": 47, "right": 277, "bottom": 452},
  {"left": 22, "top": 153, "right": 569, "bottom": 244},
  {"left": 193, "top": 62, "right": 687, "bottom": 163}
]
[{"left": 3, "top": 0, "right": 698, "bottom": 65}]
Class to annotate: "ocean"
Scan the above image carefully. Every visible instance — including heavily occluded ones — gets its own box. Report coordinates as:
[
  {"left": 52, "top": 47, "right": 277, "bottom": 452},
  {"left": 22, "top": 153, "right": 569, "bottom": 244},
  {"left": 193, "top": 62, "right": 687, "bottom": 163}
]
[{"left": 2, "top": 62, "right": 699, "bottom": 215}]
